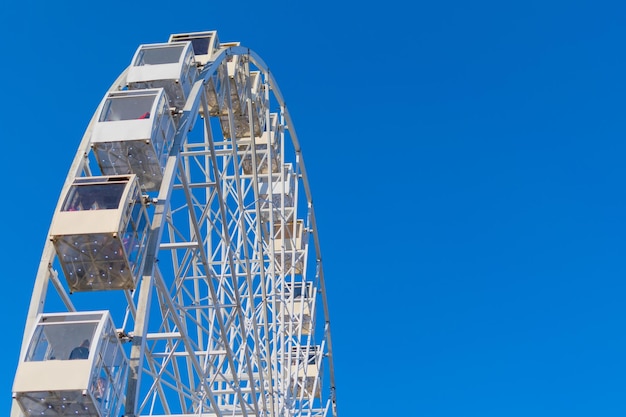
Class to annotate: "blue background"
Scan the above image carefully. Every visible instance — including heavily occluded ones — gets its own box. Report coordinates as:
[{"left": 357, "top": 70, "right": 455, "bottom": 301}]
[{"left": 2, "top": 1, "right": 626, "bottom": 416}]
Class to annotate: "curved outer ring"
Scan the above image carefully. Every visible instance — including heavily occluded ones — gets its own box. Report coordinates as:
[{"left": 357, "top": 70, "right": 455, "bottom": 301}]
[{"left": 14, "top": 45, "right": 338, "bottom": 417}]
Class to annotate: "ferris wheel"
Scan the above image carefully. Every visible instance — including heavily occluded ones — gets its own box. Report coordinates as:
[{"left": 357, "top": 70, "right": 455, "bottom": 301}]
[{"left": 11, "top": 30, "right": 338, "bottom": 417}]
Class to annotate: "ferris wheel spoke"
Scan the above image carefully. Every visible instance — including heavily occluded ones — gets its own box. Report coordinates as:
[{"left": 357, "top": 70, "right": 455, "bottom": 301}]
[{"left": 12, "top": 30, "right": 338, "bottom": 417}]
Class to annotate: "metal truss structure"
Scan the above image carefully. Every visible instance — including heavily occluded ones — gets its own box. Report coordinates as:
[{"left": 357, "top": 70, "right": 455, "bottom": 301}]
[{"left": 11, "top": 30, "right": 337, "bottom": 417}]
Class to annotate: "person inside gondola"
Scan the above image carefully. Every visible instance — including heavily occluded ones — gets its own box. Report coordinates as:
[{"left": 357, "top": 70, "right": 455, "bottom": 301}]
[{"left": 69, "top": 339, "right": 90, "bottom": 359}]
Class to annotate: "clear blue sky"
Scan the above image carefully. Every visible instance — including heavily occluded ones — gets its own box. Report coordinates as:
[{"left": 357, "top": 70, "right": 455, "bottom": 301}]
[{"left": 2, "top": 1, "right": 626, "bottom": 416}]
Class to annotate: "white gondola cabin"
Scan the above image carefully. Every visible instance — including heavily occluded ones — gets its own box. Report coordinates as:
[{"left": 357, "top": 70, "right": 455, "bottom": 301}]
[
  {"left": 169, "top": 31, "right": 223, "bottom": 116},
  {"left": 257, "top": 163, "right": 296, "bottom": 221},
  {"left": 240, "top": 112, "right": 280, "bottom": 175},
  {"left": 248, "top": 71, "right": 268, "bottom": 134},
  {"left": 90, "top": 89, "right": 176, "bottom": 191},
  {"left": 218, "top": 45, "right": 254, "bottom": 139},
  {"left": 282, "top": 281, "right": 315, "bottom": 335},
  {"left": 271, "top": 219, "right": 306, "bottom": 275},
  {"left": 225, "top": 70, "right": 266, "bottom": 138},
  {"left": 169, "top": 30, "right": 220, "bottom": 67},
  {"left": 290, "top": 345, "right": 322, "bottom": 398},
  {"left": 12, "top": 311, "right": 128, "bottom": 417},
  {"left": 50, "top": 175, "right": 150, "bottom": 292},
  {"left": 126, "top": 41, "right": 198, "bottom": 111}
]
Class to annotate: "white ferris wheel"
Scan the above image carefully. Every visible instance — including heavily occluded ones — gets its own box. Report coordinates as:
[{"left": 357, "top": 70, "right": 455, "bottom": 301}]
[{"left": 11, "top": 30, "right": 338, "bottom": 417}]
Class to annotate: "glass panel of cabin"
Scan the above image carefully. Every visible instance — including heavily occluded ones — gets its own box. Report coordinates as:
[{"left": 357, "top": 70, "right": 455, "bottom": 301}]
[
  {"left": 133, "top": 44, "right": 186, "bottom": 65},
  {"left": 99, "top": 94, "right": 154, "bottom": 122}
]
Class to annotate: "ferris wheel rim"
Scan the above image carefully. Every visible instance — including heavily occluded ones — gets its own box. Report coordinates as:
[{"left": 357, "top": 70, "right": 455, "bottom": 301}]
[{"left": 13, "top": 37, "right": 338, "bottom": 417}]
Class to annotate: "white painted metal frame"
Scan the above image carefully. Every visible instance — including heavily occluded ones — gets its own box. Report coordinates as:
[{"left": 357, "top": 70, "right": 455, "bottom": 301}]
[{"left": 11, "top": 31, "right": 338, "bottom": 417}]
